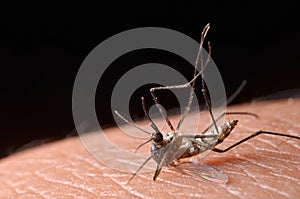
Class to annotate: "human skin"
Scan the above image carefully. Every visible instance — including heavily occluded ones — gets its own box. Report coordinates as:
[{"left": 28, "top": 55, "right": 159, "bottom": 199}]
[{"left": 0, "top": 98, "right": 300, "bottom": 198}]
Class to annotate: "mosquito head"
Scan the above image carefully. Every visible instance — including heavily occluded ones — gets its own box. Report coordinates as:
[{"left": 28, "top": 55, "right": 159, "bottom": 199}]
[{"left": 152, "top": 131, "right": 163, "bottom": 143}]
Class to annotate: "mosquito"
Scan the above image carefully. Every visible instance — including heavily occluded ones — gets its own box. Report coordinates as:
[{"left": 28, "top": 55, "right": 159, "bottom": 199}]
[{"left": 114, "top": 23, "right": 300, "bottom": 184}]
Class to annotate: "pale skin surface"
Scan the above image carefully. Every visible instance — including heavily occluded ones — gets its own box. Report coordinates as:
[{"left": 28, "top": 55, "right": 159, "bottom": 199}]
[{"left": 0, "top": 98, "right": 300, "bottom": 198}]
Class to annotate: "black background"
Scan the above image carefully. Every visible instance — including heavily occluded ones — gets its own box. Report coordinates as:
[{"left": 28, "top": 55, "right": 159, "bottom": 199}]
[{"left": 1, "top": 2, "right": 300, "bottom": 158}]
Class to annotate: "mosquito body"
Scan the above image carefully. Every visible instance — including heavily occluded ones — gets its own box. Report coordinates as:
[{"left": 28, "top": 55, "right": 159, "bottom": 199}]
[
  {"left": 149, "top": 119, "right": 237, "bottom": 180},
  {"left": 114, "top": 23, "right": 300, "bottom": 183},
  {"left": 152, "top": 119, "right": 237, "bottom": 164}
]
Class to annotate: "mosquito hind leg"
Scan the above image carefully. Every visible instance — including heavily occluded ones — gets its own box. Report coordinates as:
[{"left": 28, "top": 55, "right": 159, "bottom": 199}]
[{"left": 212, "top": 130, "right": 300, "bottom": 153}]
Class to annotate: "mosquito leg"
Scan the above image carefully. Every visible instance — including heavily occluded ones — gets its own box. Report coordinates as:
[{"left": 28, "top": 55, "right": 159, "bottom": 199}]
[
  {"left": 189, "top": 24, "right": 220, "bottom": 136},
  {"left": 141, "top": 96, "right": 160, "bottom": 133},
  {"left": 201, "top": 77, "right": 220, "bottom": 136},
  {"left": 150, "top": 87, "right": 175, "bottom": 131},
  {"left": 153, "top": 164, "right": 163, "bottom": 181},
  {"left": 212, "top": 130, "right": 300, "bottom": 153},
  {"left": 176, "top": 24, "right": 211, "bottom": 131},
  {"left": 149, "top": 24, "right": 212, "bottom": 132},
  {"left": 127, "top": 155, "right": 152, "bottom": 184},
  {"left": 175, "top": 63, "right": 197, "bottom": 131},
  {"left": 149, "top": 78, "right": 194, "bottom": 132},
  {"left": 134, "top": 138, "right": 153, "bottom": 153}
]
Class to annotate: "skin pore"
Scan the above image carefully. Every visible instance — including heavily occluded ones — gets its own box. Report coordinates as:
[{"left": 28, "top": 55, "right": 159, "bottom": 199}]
[{"left": 0, "top": 98, "right": 300, "bottom": 198}]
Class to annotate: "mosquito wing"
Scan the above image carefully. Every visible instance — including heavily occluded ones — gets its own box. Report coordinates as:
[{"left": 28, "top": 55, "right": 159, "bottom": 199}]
[{"left": 173, "top": 161, "right": 228, "bottom": 184}]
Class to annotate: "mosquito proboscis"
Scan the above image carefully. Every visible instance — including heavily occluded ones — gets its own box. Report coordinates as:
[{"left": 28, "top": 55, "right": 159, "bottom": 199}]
[{"left": 114, "top": 23, "right": 300, "bottom": 184}]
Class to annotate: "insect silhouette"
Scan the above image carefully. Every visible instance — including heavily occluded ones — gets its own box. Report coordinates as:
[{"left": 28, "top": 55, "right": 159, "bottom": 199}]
[{"left": 114, "top": 24, "right": 300, "bottom": 184}]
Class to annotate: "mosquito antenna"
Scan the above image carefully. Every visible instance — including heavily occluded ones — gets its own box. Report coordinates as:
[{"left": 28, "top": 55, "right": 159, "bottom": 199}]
[
  {"left": 226, "top": 80, "right": 247, "bottom": 105},
  {"left": 127, "top": 155, "right": 152, "bottom": 184},
  {"left": 134, "top": 137, "right": 153, "bottom": 153},
  {"left": 114, "top": 110, "right": 151, "bottom": 135}
]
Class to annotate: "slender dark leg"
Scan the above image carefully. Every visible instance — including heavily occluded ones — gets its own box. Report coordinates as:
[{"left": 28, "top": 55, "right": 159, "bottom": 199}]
[
  {"left": 153, "top": 165, "right": 163, "bottom": 181},
  {"left": 176, "top": 24, "right": 211, "bottom": 131},
  {"left": 212, "top": 130, "right": 300, "bottom": 153},
  {"left": 201, "top": 77, "right": 220, "bottom": 135},
  {"left": 193, "top": 24, "right": 220, "bottom": 136},
  {"left": 149, "top": 24, "right": 211, "bottom": 132}
]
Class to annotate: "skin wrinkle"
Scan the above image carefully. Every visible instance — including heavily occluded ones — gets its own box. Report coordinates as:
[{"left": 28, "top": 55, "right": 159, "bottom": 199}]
[
  {"left": 271, "top": 172, "right": 300, "bottom": 185},
  {"left": 148, "top": 173, "right": 192, "bottom": 188},
  {"left": 238, "top": 161, "right": 297, "bottom": 198},
  {"left": 254, "top": 146, "right": 300, "bottom": 157},
  {"left": 32, "top": 174, "right": 98, "bottom": 198},
  {"left": 35, "top": 168, "right": 98, "bottom": 197},
  {"left": 274, "top": 113, "right": 300, "bottom": 128},
  {"left": 1, "top": 180, "right": 18, "bottom": 196},
  {"left": 255, "top": 136, "right": 280, "bottom": 149},
  {"left": 221, "top": 186, "right": 242, "bottom": 199},
  {"left": 27, "top": 186, "right": 50, "bottom": 199},
  {"left": 109, "top": 178, "right": 146, "bottom": 199},
  {"left": 226, "top": 188, "right": 243, "bottom": 199},
  {"left": 164, "top": 166, "right": 233, "bottom": 198},
  {"left": 258, "top": 183, "right": 291, "bottom": 198},
  {"left": 259, "top": 153, "right": 299, "bottom": 164},
  {"left": 291, "top": 143, "right": 300, "bottom": 150}
]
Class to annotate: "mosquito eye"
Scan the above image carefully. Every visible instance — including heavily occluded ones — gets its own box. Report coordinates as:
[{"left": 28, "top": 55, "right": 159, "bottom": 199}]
[{"left": 153, "top": 132, "right": 163, "bottom": 143}]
